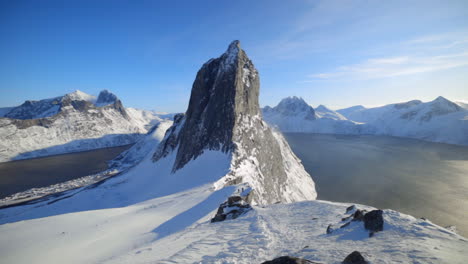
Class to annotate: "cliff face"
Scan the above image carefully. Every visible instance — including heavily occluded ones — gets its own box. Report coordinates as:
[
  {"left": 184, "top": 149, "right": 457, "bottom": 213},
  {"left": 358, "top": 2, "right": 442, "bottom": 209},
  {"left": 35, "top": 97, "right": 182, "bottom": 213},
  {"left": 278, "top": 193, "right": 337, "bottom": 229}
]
[{"left": 154, "top": 41, "right": 316, "bottom": 204}]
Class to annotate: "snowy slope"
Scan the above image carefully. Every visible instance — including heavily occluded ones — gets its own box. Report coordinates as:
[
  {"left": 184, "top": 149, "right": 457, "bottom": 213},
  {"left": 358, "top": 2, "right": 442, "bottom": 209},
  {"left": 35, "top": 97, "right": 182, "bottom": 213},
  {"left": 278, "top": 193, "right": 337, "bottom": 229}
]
[
  {"left": 0, "top": 90, "right": 168, "bottom": 162},
  {"left": 0, "top": 120, "right": 173, "bottom": 206},
  {"left": 262, "top": 97, "right": 361, "bottom": 134},
  {"left": 315, "top": 104, "right": 347, "bottom": 120},
  {"left": 0, "top": 182, "right": 466, "bottom": 263}
]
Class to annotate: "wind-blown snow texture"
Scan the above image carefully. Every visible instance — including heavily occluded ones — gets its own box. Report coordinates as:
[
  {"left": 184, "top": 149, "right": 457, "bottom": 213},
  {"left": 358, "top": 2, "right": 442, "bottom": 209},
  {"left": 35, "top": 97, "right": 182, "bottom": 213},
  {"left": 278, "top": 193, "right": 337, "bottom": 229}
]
[
  {"left": 263, "top": 96, "right": 468, "bottom": 146},
  {"left": 0, "top": 90, "right": 167, "bottom": 162}
]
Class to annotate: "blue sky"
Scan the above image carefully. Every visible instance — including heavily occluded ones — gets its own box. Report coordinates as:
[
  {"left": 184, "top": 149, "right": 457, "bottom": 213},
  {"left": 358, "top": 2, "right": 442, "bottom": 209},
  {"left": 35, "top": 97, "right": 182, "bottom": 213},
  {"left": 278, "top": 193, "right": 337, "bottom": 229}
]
[{"left": 0, "top": 0, "right": 467, "bottom": 112}]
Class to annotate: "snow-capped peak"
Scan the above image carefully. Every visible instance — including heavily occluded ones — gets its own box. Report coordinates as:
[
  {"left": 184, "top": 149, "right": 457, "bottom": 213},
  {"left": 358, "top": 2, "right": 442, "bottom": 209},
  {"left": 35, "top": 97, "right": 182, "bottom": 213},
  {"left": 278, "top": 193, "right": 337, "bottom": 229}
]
[
  {"left": 273, "top": 96, "right": 316, "bottom": 120},
  {"left": 64, "top": 90, "right": 96, "bottom": 102},
  {"left": 427, "top": 96, "right": 461, "bottom": 114},
  {"left": 315, "top": 104, "right": 331, "bottom": 112}
]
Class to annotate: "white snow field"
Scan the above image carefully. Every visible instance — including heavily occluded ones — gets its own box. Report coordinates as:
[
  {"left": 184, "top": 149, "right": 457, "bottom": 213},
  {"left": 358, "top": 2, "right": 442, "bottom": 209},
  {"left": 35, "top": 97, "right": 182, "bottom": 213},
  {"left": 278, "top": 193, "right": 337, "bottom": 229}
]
[
  {"left": 0, "top": 182, "right": 466, "bottom": 263},
  {"left": 0, "top": 143, "right": 466, "bottom": 263}
]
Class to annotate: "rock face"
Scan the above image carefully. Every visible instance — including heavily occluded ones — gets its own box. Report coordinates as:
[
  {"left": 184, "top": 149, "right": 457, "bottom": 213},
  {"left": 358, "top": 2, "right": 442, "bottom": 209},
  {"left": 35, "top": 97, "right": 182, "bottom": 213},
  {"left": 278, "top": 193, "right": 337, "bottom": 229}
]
[
  {"left": 343, "top": 251, "right": 368, "bottom": 264},
  {"left": 211, "top": 196, "right": 252, "bottom": 223},
  {"left": 153, "top": 41, "right": 316, "bottom": 204},
  {"left": 262, "top": 256, "right": 312, "bottom": 264},
  {"left": 95, "top": 90, "right": 118, "bottom": 106},
  {"left": 364, "top": 209, "right": 384, "bottom": 233}
]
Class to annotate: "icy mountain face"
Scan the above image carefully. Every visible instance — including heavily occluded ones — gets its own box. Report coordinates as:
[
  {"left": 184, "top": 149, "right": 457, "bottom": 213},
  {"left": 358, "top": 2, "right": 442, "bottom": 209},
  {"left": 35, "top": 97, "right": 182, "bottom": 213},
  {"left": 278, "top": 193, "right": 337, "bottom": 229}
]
[
  {"left": 153, "top": 40, "right": 316, "bottom": 204},
  {"left": 0, "top": 90, "right": 165, "bottom": 162}
]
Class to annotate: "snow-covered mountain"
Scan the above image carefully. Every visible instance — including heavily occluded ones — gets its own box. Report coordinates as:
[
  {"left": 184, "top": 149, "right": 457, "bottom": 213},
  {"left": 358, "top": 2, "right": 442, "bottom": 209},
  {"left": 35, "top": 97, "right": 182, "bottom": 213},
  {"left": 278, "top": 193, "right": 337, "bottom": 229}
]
[
  {"left": 339, "top": 96, "right": 468, "bottom": 145},
  {"left": 264, "top": 96, "right": 468, "bottom": 146},
  {"left": 262, "top": 97, "right": 361, "bottom": 134},
  {"left": 0, "top": 90, "right": 167, "bottom": 162},
  {"left": 0, "top": 41, "right": 466, "bottom": 264},
  {"left": 315, "top": 104, "right": 347, "bottom": 120}
]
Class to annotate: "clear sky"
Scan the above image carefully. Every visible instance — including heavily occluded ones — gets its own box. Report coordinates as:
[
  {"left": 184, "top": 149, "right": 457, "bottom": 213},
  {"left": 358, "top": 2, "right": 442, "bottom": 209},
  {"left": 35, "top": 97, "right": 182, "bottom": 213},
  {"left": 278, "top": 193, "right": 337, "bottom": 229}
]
[{"left": 1, "top": 0, "right": 467, "bottom": 112}]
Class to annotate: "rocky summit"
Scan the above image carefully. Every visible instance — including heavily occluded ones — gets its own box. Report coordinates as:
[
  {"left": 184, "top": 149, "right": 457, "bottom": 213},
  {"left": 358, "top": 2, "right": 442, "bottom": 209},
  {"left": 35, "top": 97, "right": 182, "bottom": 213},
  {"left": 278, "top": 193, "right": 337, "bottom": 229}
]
[{"left": 153, "top": 40, "right": 316, "bottom": 204}]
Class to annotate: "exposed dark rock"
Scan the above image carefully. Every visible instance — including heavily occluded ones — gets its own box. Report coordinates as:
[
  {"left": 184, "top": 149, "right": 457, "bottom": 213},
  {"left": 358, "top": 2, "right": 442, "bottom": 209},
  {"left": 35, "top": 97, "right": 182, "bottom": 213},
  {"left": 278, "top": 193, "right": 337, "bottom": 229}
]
[
  {"left": 96, "top": 89, "right": 118, "bottom": 106},
  {"left": 364, "top": 210, "right": 384, "bottom": 233},
  {"left": 152, "top": 40, "right": 316, "bottom": 204},
  {"left": 262, "top": 256, "right": 313, "bottom": 264},
  {"left": 352, "top": 210, "right": 366, "bottom": 221},
  {"left": 346, "top": 205, "right": 356, "bottom": 213},
  {"left": 211, "top": 195, "right": 252, "bottom": 223},
  {"left": 154, "top": 40, "right": 259, "bottom": 170},
  {"left": 326, "top": 224, "right": 333, "bottom": 234},
  {"left": 341, "top": 215, "right": 352, "bottom": 222},
  {"left": 342, "top": 251, "right": 368, "bottom": 264}
]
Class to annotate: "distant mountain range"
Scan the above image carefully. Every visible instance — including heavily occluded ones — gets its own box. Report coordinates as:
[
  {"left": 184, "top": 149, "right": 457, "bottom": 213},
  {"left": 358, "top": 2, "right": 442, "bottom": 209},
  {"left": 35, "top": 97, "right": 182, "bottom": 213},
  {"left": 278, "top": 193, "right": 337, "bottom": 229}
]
[
  {"left": 262, "top": 96, "right": 468, "bottom": 145},
  {"left": 0, "top": 90, "right": 170, "bottom": 162}
]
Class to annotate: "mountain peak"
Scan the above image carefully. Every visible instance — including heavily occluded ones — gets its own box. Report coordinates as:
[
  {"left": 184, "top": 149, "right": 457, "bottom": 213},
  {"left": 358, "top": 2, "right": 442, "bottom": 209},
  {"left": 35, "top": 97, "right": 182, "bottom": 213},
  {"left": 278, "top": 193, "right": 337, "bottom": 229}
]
[
  {"left": 227, "top": 40, "right": 240, "bottom": 53},
  {"left": 96, "top": 90, "right": 118, "bottom": 107},
  {"left": 65, "top": 90, "right": 95, "bottom": 102},
  {"left": 274, "top": 96, "right": 316, "bottom": 120},
  {"left": 154, "top": 40, "right": 260, "bottom": 170},
  {"left": 153, "top": 41, "right": 316, "bottom": 204},
  {"left": 433, "top": 96, "right": 450, "bottom": 103}
]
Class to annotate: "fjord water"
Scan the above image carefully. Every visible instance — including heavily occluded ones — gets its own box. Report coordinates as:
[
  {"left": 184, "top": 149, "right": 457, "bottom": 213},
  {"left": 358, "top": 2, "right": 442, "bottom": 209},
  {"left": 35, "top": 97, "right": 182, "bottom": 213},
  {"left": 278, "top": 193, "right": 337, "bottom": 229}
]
[
  {"left": 0, "top": 145, "right": 132, "bottom": 199},
  {"left": 285, "top": 133, "right": 468, "bottom": 237}
]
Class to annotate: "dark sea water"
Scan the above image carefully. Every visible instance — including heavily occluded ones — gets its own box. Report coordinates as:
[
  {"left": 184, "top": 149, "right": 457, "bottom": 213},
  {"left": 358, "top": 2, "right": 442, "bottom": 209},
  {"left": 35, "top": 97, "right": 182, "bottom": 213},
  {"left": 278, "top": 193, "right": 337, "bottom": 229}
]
[
  {"left": 284, "top": 133, "right": 468, "bottom": 237},
  {"left": 0, "top": 145, "right": 132, "bottom": 199}
]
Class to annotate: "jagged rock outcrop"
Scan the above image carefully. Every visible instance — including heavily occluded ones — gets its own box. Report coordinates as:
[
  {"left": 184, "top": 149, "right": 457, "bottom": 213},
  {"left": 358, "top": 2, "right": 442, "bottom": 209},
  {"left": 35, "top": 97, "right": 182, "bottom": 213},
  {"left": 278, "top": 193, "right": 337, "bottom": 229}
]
[
  {"left": 262, "top": 256, "right": 313, "bottom": 264},
  {"left": 153, "top": 40, "right": 316, "bottom": 204},
  {"left": 343, "top": 251, "right": 368, "bottom": 264},
  {"left": 211, "top": 196, "right": 252, "bottom": 223},
  {"left": 96, "top": 89, "right": 118, "bottom": 106}
]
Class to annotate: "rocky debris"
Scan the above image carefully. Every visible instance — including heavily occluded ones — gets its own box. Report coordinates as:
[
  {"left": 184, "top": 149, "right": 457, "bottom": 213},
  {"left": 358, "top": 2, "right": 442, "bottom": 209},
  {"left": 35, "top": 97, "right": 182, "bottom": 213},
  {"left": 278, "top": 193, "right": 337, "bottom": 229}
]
[
  {"left": 352, "top": 209, "right": 366, "bottom": 221},
  {"left": 327, "top": 206, "right": 384, "bottom": 237},
  {"left": 364, "top": 210, "right": 384, "bottom": 235},
  {"left": 211, "top": 195, "right": 252, "bottom": 223},
  {"left": 346, "top": 205, "right": 356, "bottom": 213},
  {"left": 342, "top": 251, "right": 368, "bottom": 264},
  {"left": 261, "top": 256, "right": 314, "bottom": 264}
]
